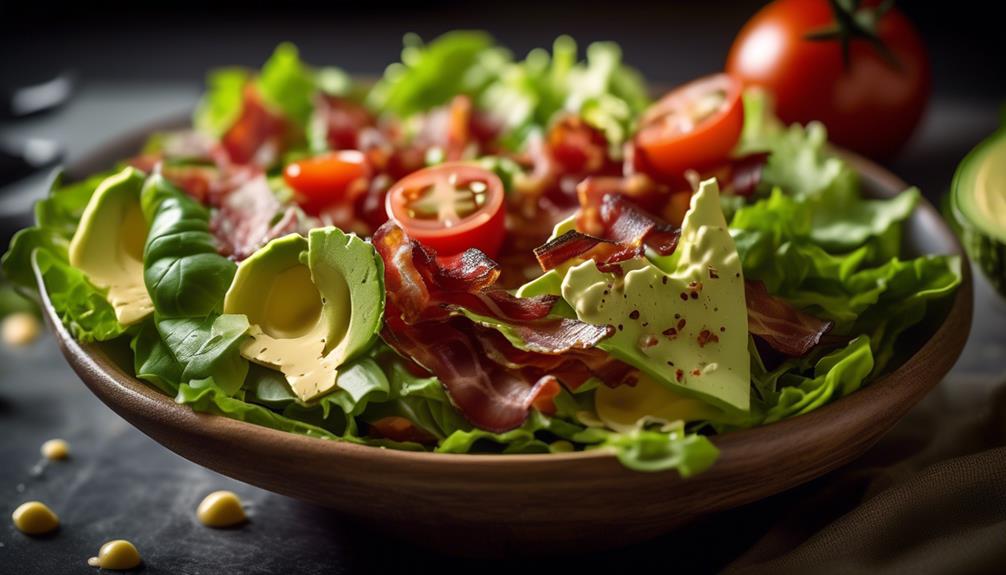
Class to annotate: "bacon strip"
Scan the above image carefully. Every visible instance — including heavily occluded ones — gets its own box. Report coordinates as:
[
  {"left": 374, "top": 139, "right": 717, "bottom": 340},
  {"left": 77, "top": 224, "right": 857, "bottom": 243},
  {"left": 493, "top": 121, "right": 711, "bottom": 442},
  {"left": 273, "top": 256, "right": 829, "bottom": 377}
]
[
  {"left": 375, "top": 221, "right": 625, "bottom": 432},
  {"left": 533, "top": 191, "right": 680, "bottom": 272},
  {"left": 745, "top": 280, "right": 834, "bottom": 357}
]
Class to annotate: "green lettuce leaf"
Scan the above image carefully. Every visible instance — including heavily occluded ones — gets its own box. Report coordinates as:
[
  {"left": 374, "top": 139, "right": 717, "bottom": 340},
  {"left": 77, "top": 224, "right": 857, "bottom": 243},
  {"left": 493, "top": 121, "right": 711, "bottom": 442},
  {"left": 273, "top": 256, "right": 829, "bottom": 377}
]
[
  {"left": 359, "top": 356, "right": 471, "bottom": 441},
  {"left": 30, "top": 248, "right": 127, "bottom": 342},
  {"left": 157, "top": 314, "right": 249, "bottom": 396},
  {"left": 479, "top": 36, "right": 649, "bottom": 151},
  {"left": 176, "top": 378, "right": 338, "bottom": 440},
  {"left": 141, "top": 174, "right": 237, "bottom": 318},
  {"left": 600, "top": 428, "right": 719, "bottom": 476},
  {"left": 194, "top": 68, "right": 249, "bottom": 137},
  {"left": 761, "top": 336, "right": 874, "bottom": 423},
  {"left": 368, "top": 31, "right": 504, "bottom": 118},
  {"left": 281, "top": 358, "right": 392, "bottom": 437},
  {"left": 256, "top": 42, "right": 317, "bottom": 128}
]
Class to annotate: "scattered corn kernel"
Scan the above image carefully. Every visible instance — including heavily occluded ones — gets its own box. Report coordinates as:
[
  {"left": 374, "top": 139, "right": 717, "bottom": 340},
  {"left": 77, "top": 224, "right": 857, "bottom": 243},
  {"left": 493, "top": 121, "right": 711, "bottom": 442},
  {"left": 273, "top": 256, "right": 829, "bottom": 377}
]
[{"left": 12, "top": 501, "right": 59, "bottom": 535}]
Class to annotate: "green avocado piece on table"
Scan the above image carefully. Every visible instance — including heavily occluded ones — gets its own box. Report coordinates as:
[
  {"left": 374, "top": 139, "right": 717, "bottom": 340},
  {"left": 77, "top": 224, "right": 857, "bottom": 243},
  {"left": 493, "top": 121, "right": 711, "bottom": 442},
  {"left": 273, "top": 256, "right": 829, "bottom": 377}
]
[
  {"left": 561, "top": 179, "right": 750, "bottom": 414},
  {"left": 223, "top": 227, "right": 385, "bottom": 401}
]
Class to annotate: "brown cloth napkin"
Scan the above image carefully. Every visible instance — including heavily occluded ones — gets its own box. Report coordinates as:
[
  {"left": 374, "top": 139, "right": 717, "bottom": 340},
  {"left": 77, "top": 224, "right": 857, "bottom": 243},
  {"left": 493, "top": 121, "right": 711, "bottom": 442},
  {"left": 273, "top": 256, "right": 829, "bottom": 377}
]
[{"left": 723, "top": 375, "right": 1006, "bottom": 575}]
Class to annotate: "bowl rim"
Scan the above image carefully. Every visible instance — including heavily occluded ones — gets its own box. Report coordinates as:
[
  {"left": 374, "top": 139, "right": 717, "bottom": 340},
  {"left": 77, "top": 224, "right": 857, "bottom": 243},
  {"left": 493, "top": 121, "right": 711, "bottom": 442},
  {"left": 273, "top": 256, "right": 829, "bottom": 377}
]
[{"left": 36, "top": 118, "right": 973, "bottom": 472}]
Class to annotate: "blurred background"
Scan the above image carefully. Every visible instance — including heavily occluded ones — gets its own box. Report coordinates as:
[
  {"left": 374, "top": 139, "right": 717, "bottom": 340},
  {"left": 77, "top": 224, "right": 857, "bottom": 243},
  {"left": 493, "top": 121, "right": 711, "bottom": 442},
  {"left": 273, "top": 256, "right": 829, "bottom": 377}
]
[{"left": 1, "top": 0, "right": 1003, "bottom": 96}]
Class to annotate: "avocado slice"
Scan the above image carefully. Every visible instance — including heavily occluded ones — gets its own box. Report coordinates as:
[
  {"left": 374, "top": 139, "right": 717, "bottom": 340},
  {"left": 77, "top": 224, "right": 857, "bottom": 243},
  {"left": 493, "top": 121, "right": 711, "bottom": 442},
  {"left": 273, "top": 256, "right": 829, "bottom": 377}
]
[
  {"left": 68, "top": 167, "right": 154, "bottom": 326},
  {"left": 560, "top": 179, "right": 750, "bottom": 414},
  {"left": 951, "top": 127, "right": 1006, "bottom": 296},
  {"left": 223, "top": 227, "right": 385, "bottom": 402}
]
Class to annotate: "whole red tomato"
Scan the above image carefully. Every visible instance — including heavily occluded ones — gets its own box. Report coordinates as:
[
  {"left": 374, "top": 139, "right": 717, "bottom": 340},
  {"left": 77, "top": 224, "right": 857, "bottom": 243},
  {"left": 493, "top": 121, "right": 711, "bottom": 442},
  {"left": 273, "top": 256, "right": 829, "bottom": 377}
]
[{"left": 727, "top": 0, "right": 930, "bottom": 160}]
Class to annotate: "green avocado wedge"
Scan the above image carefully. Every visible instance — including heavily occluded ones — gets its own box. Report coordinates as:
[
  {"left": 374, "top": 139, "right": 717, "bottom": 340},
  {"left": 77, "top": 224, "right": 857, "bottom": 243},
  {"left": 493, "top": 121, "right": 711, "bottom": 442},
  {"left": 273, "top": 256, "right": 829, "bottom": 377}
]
[
  {"left": 67, "top": 167, "right": 153, "bottom": 326},
  {"left": 951, "top": 126, "right": 1006, "bottom": 296},
  {"left": 223, "top": 227, "right": 385, "bottom": 402},
  {"left": 561, "top": 179, "right": 750, "bottom": 415}
]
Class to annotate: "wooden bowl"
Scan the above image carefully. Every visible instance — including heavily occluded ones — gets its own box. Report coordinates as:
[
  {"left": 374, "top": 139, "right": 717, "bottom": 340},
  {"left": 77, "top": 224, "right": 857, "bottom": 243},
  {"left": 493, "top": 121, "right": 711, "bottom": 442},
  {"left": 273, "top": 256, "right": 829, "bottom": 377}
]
[{"left": 36, "top": 123, "right": 972, "bottom": 557}]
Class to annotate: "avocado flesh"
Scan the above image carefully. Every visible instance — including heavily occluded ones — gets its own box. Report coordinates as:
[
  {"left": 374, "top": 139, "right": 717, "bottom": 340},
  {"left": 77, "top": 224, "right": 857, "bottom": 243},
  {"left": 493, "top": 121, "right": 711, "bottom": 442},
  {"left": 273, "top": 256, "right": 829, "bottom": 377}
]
[
  {"left": 952, "top": 128, "right": 1006, "bottom": 295},
  {"left": 223, "top": 228, "right": 384, "bottom": 402},
  {"left": 561, "top": 179, "right": 750, "bottom": 414},
  {"left": 68, "top": 167, "right": 154, "bottom": 326},
  {"left": 595, "top": 373, "right": 725, "bottom": 433}
]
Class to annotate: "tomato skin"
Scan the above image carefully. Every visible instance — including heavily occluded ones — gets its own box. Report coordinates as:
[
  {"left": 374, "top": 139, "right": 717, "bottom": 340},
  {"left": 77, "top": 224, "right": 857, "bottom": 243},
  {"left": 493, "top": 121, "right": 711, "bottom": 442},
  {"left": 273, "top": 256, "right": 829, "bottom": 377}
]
[
  {"left": 634, "top": 74, "right": 745, "bottom": 184},
  {"left": 283, "top": 151, "right": 370, "bottom": 216},
  {"left": 385, "top": 163, "right": 506, "bottom": 259},
  {"left": 727, "top": 0, "right": 930, "bottom": 160}
]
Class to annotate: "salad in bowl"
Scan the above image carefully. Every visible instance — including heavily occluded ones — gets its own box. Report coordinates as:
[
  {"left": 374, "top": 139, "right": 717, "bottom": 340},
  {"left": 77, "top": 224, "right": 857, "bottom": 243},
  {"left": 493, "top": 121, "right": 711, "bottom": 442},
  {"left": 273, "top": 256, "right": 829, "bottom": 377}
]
[{"left": 2, "top": 33, "right": 961, "bottom": 477}]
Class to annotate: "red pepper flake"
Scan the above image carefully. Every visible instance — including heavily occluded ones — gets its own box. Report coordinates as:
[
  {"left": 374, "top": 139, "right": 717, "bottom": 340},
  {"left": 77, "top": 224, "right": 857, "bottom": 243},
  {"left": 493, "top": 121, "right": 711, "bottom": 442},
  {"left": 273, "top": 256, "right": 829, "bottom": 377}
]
[
  {"left": 617, "top": 324, "right": 624, "bottom": 331},
  {"left": 675, "top": 369, "right": 684, "bottom": 382},
  {"left": 720, "top": 326, "right": 726, "bottom": 332},
  {"left": 639, "top": 335, "right": 658, "bottom": 348},
  {"left": 666, "top": 360, "right": 675, "bottom": 367},
  {"left": 661, "top": 276, "right": 668, "bottom": 285},
  {"left": 680, "top": 292, "right": 689, "bottom": 301},
  {"left": 674, "top": 313, "right": 681, "bottom": 319},
  {"left": 677, "top": 318, "right": 686, "bottom": 330},
  {"left": 662, "top": 327, "right": 678, "bottom": 339},
  {"left": 623, "top": 374, "right": 639, "bottom": 387},
  {"left": 708, "top": 267, "right": 720, "bottom": 279},
  {"left": 697, "top": 329, "right": 720, "bottom": 348},
  {"left": 691, "top": 368, "right": 702, "bottom": 377},
  {"left": 629, "top": 310, "right": 640, "bottom": 320},
  {"left": 690, "top": 291, "right": 699, "bottom": 300}
]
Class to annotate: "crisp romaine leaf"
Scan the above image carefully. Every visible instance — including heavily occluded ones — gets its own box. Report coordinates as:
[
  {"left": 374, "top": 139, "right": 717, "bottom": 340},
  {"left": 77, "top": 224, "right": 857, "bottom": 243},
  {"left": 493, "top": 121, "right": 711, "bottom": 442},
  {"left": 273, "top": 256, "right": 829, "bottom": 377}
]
[
  {"left": 810, "top": 188, "right": 919, "bottom": 253},
  {"left": 368, "top": 31, "right": 504, "bottom": 118},
  {"left": 479, "top": 36, "right": 648, "bottom": 151},
  {"left": 30, "top": 249, "right": 127, "bottom": 342},
  {"left": 360, "top": 357, "right": 471, "bottom": 441},
  {"left": 141, "top": 174, "right": 237, "bottom": 318},
  {"left": 600, "top": 427, "right": 719, "bottom": 476},
  {"left": 157, "top": 314, "right": 249, "bottom": 396},
  {"left": 176, "top": 378, "right": 338, "bottom": 440},
  {"left": 130, "top": 316, "right": 182, "bottom": 395},
  {"left": 257, "top": 42, "right": 317, "bottom": 128},
  {"left": 738, "top": 89, "right": 858, "bottom": 207},
  {"left": 194, "top": 68, "right": 249, "bottom": 137},
  {"left": 437, "top": 410, "right": 602, "bottom": 455},
  {"left": 282, "top": 358, "right": 391, "bottom": 437},
  {"left": 761, "top": 336, "right": 874, "bottom": 423}
]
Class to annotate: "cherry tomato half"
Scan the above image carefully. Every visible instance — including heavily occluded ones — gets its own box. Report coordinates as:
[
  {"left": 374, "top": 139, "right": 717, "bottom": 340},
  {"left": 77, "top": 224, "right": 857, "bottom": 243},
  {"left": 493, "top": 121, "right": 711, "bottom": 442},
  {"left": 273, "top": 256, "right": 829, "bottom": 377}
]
[
  {"left": 726, "top": 0, "right": 929, "bottom": 160},
  {"left": 385, "top": 163, "right": 505, "bottom": 258},
  {"left": 634, "top": 73, "right": 744, "bottom": 183},
  {"left": 283, "top": 150, "right": 370, "bottom": 216}
]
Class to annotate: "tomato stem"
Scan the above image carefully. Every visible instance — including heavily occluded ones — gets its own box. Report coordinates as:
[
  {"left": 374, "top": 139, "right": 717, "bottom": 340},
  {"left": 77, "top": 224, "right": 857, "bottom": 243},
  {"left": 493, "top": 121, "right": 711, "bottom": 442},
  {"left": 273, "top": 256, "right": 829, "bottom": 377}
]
[{"left": 804, "top": 0, "right": 903, "bottom": 72}]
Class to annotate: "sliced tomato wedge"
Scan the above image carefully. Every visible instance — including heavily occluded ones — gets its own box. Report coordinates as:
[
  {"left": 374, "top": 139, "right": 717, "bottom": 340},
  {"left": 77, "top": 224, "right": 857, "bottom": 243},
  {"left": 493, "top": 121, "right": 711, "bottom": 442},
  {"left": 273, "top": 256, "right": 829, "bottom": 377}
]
[
  {"left": 635, "top": 73, "right": 744, "bottom": 183},
  {"left": 385, "top": 163, "right": 505, "bottom": 258},
  {"left": 283, "top": 150, "right": 370, "bottom": 216}
]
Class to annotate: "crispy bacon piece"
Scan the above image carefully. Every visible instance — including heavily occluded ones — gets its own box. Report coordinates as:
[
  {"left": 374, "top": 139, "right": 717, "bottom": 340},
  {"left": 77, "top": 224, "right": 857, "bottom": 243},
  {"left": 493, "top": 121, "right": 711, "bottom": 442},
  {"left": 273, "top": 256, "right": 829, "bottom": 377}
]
[
  {"left": 382, "top": 314, "right": 564, "bottom": 433},
  {"left": 745, "top": 280, "right": 834, "bottom": 357},
  {"left": 533, "top": 230, "right": 641, "bottom": 272},
  {"left": 532, "top": 190, "right": 681, "bottom": 272},
  {"left": 375, "top": 221, "right": 626, "bottom": 431},
  {"left": 221, "top": 85, "right": 288, "bottom": 166}
]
